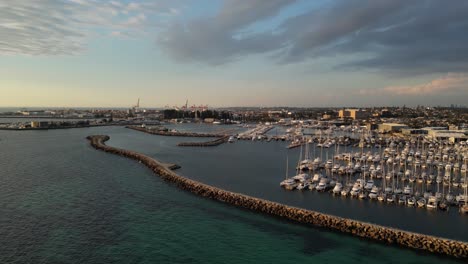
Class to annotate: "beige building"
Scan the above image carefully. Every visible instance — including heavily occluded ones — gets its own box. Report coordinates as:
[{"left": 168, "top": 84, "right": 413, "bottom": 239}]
[
  {"left": 338, "top": 109, "right": 369, "bottom": 120},
  {"left": 378, "top": 123, "right": 409, "bottom": 133}
]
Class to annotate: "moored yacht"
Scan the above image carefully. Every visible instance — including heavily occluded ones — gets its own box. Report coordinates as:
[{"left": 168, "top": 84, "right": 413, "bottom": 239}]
[
  {"left": 403, "top": 185, "right": 413, "bottom": 196},
  {"left": 369, "top": 186, "right": 379, "bottom": 199},
  {"left": 281, "top": 178, "right": 298, "bottom": 190},
  {"left": 417, "top": 198, "right": 427, "bottom": 208},
  {"left": 427, "top": 196, "right": 438, "bottom": 209},
  {"left": 316, "top": 177, "right": 330, "bottom": 192},
  {"left": 332, "top": 182, "right": 343, "bottom": 195},
  {"left": 296, "top": 181, "right": 310, "bottom": 190}
]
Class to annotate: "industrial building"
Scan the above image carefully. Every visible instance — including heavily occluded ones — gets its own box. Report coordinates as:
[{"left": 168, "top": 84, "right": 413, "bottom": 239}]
[
  {"left": 401, "top": 128, "right": 428, "bottom": 135},
  {"left": 378, "top": 123, "right": 409, "bottom": 133},
  {"left": 425, "top": 129, "right": 468, "bottom": 142}
]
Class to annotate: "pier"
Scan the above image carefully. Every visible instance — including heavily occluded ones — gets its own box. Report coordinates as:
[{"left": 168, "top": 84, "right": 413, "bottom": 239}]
[
  {"left": 237, "top": 125, "right": 274, "bottom": 140},
  {"left": 87, "top": 135, "right": 468, "bottom": 259}
]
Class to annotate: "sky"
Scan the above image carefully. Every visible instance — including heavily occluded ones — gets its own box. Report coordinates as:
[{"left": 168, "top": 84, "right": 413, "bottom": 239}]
[{"left": 1, "top": 0, "right": 467, "bottom": 108}]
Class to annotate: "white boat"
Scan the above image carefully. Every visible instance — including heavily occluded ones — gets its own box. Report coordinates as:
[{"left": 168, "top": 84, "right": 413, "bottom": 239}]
[
  {"left": 280, "top": 156, "right": 297, "bottom": 190},
  {"left": 280, "top": 178, "right": 294, "bottom": 187},
  {"left": 296, "top": 181, "right": 310, "bottom": 190},
  {"left": 368, "top": 186, "right": 379, "bottom": 199},
  {"left": 292, "top": 173, "right": 310, "bottom": 182},
  {"left": 332, "top": 182, "right": 343, "bottom": 195},
  {"left": 281, "top": 179, "right": 299, "bottom": 191},
  {"left": 364, "top": 180, "right": 374, "bottom": 191},
  {"left": 350, "top": 179, "right": 363, "bottom": 197},
  {"left": 341, "top": 187, "right": 350, "bottom": 197},
  {"left": 386, "top": 194, "right": 396, "bottom": 203},
  {"left": 228, "top": 136, "right": 235, "bottom": 143},
  {"left": 407, "top": 197, "right": 416, "bottom": 207},
  {"left": 312, "top": 173, "right": 322, "bottom": 183},
  {"left": 403, "top": 185, "right": 413, "bottom": 195},
  {"left": 377, "top": 193, "right": 386, "bottom": 202},
  {"left": 426, "top": 196, "right": 438, "bottom": 209},
  {"left": 316, "top": 178, "right": 330, "bottom": 192},
  {"left": 417, "top": 198, "right": 426, "bottom": 208}
]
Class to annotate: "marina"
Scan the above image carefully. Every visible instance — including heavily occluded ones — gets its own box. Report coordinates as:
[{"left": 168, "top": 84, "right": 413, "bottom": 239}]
[
  {"left": 88, "top": 135, "right": 468, "bottom": 258},
  {"left": 119, "top": 121, "right": 468, "bottom": 215},
  {"left": 279, "top": 133, "right": 468, "bottom": 214}
]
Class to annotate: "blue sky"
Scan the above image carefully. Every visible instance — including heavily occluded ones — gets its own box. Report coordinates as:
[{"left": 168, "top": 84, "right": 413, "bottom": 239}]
[{"left": 1, "top": 0, "right": 467, "bottom": 108}]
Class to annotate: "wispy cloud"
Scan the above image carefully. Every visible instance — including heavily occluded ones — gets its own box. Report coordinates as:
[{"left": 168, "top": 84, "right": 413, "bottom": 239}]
[
  {"left": 359, "top": 73, "right": 468, "bottom": 96},
  {"left": 0, "top": 0, "right": 177, "bottom": 56}
]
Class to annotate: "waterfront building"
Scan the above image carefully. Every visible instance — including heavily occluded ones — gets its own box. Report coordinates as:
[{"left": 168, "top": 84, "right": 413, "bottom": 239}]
[
  {"left": 378, "top": 123, "right": 409, "bottom": 133},
  {"left": 338, "top": 109, "right": 369, "bottom": 120},
  {"left": 401, "top": 128, "right": 428, "bottom": 135}
]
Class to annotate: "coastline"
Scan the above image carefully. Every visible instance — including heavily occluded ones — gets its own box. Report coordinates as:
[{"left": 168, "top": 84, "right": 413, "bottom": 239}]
[{"left": 87, "top": 135, "right": 468, "bottom": 259}]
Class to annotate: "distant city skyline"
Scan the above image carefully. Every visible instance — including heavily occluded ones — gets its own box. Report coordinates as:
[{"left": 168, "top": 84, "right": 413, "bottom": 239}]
[{"left": 1, "top": 0, "right": 468, "bottom": 107}]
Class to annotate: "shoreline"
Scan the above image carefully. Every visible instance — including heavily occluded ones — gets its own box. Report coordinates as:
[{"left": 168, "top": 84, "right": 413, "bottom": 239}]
[{"left": 86, "top": 135, "right": 468, "bottom": 259}]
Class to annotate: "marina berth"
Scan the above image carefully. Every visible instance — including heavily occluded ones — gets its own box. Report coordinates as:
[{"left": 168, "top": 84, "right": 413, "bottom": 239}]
[{"left": 275, "top": 125, "right": 468, "bottom": 217}]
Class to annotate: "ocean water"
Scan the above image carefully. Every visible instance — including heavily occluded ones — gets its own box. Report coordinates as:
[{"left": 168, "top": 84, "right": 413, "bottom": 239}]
[{"left": 0, "top": 126, "right": 465, "bottom": 263}]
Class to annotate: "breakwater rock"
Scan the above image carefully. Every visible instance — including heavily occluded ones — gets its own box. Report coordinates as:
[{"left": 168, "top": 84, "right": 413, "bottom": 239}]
[
  {"left": 86, "top": 135, "right": 468, "bottom": 259},
  {"left": 177, "top": 136, "right": 229, "bottom": 147},
  {"left": 127, "top": 126, "right": 226, "bottom": 138}
]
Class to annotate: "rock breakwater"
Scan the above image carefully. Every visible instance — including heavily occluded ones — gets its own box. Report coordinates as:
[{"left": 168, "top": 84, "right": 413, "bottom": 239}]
[
  {"left": 127, "top": 126, "right": 226, "bottom": 138},
  {"left": 87, "top": 135, "right": 468, "bottom": 259},
  {"left": 177, "top": 136, "right": 229, "bottom": 147}
]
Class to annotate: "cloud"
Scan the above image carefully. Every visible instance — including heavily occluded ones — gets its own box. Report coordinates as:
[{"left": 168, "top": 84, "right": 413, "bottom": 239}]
[
  {"left": 359, "top": 73, "right": 468, "bottom": 96},
  {"left": 158, "top": 0, "right": 468, "bottom": 75},
  {"left": 0, "top": 0, "right": 173, "bottom": 56},
  {"left": 157, "top": 0, "right": 295, "bottom": 65}
]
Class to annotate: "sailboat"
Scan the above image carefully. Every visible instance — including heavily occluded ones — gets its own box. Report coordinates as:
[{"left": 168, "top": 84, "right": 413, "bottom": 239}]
[{"left": 280, "top": 155, "right": 297, "bottom": 190}]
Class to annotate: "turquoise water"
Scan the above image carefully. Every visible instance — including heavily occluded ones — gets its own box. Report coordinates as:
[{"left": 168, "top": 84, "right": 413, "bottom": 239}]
[{"left": 0, "top": 126, "right": 464, "bottom": 263}]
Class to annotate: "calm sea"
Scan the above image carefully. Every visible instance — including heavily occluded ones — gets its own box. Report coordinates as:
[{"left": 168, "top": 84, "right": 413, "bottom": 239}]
[{"left": 0, "top": 125, "right": 465, "bottom": 263}]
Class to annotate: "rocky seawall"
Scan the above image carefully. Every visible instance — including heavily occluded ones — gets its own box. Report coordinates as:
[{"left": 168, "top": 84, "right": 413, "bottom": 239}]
[
  {"left": 87, "top": 135, "right": 468, "bottom": 259},
  {"left": 177, "top": 136, "right": 229, "bottom": 147},
  {"left": 127, "top": 126, "right": 226, "bottom": 138}
]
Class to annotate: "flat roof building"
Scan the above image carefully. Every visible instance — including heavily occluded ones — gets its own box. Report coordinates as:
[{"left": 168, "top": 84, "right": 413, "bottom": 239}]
[
  {"left": 378, "top": 123, "right": 409, "bottom": 133},
  {"left": 338, "top": 109, "right": 369, "bottom": 120}
]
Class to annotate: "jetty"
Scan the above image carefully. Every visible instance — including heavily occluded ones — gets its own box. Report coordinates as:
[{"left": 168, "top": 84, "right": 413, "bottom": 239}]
[
  {"left": 237, "top": 125, "right": 273, "bottom": 140},
  {"left": 87, "top": 135, "right": 468, "bottom": 259},
  {"left": 177, "top": 136, "right": 230, "bottom": 147},
  {"left": 127, "top": 126, "right": 226, "bottom": 137}
]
